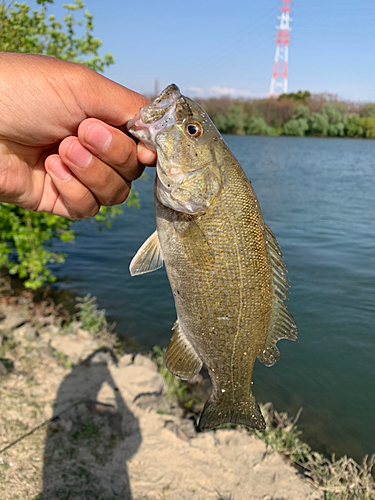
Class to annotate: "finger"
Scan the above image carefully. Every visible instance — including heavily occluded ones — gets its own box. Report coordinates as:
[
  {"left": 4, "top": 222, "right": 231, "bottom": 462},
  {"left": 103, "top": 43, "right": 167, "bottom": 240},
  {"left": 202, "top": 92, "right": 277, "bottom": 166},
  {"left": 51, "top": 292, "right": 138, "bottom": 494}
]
[
  {"left": 43, "top": 155, "right": 100, "bottom": 219},
  {"left": 76, "top": 68, "right": 151, "bottom": 126},
  {"left": 58, "top": 136, "right": 132, "bottom": 206},
  {"left": 137, "top": 141, "right": 157, "bottom": 166},
  {"left": 77, "top": 118, "right": 149, "bottom": 181}
]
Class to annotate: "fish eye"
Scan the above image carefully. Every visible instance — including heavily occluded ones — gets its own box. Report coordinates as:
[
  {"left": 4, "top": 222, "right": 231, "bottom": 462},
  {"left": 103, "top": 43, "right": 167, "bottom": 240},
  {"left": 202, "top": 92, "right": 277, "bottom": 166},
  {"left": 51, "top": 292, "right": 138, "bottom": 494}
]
[{"left": 186, "top": 121, "right": 203, "bottom": 138}]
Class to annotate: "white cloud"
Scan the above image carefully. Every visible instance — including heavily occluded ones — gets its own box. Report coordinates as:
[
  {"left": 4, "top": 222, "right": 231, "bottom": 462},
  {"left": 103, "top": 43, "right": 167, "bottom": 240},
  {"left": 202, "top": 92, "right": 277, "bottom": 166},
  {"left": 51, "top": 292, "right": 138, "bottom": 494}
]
[
  {"left": 182, "top": 85, "right": 267, "bottom": 99},
  {"left": 183, "top": 86, "right": 205, "bottom": 96},
  {"left": 209, "top": 86, "right": 267, "bottom": 99}
]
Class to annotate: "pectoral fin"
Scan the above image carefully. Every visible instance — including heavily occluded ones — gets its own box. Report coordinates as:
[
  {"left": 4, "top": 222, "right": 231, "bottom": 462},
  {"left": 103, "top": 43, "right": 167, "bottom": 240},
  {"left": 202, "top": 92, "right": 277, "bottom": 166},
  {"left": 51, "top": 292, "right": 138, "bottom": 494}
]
[
  {"left": 174, "top": 219, "right": 214, "bottom": 271},
  {"left": 165, "top": 320, "right": 203, "bottom": 380},
  {"left": 129, "top": 230, "right": 163, "bottom": 276},
  {"left": 258, "top": 225, "right": 298, "bottom": 367}
]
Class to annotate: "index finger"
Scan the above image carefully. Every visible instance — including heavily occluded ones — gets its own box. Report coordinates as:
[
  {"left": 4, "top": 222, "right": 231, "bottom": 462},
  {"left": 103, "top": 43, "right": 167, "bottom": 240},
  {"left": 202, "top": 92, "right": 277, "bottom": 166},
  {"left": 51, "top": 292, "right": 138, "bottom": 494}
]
[{"left": 77, "top": 118, "right": 154, "bottom": 181}]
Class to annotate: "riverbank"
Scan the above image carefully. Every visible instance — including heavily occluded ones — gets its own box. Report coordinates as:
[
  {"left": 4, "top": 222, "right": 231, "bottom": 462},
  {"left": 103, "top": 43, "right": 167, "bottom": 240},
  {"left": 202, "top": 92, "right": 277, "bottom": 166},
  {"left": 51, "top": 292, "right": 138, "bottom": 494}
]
[{"left": 0, "top": 282, "right": 373, "bottom": 500}]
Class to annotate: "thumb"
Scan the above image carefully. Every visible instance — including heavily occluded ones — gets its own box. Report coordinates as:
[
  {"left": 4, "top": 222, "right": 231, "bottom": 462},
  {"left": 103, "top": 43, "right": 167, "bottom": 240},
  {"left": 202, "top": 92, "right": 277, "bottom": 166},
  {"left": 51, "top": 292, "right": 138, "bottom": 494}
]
[{"left": 74, "top": 66, "right": 150, "bottom": 127}]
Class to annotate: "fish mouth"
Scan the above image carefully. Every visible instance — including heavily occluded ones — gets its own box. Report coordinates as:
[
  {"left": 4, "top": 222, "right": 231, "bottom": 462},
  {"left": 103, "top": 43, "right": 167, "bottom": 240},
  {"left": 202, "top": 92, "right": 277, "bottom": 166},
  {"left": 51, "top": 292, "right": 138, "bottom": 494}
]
[
  {"left": 126, "top": 84, "right": 181, "bottom": 150},
  {"left": 126, "top": 84, "right": 193, "bottom": 151}
]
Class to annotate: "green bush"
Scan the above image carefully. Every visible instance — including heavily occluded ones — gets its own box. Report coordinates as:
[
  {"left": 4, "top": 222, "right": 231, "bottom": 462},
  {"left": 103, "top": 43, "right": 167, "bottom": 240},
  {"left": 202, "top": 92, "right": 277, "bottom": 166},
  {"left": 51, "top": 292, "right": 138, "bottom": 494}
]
[
  {"left": 345, "top": 115, "right": 364, "bottom": 137},
  {"left": 360, "top": 117, "right": 375, "bottom": 138},
  {"left": 244, "top": 116, "right": 272, "bottom": 136},
  {"left": 308, "top": 112, "right": 329, "bottom": 136},
  {"left": 0, "top": 0, "right": 138, "bottom": 289},
  {"left": 283, "top": 118, "right": 309, "bottom": 137},
  {"left": 293, "top": 105, "right": 310, "bottom": 120},
  {"left": 361, "top": 103, "right": 375, "bottom": 118},
  {"left": 215, "top": 105, "right": 244, "bottom": 135}
]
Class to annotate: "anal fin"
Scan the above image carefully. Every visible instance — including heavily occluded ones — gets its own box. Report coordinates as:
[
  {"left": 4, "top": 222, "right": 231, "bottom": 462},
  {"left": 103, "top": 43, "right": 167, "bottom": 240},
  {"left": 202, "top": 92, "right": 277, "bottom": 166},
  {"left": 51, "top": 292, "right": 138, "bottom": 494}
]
[{"left": 165, "top": 321, "right": 202, "bottom": 380}]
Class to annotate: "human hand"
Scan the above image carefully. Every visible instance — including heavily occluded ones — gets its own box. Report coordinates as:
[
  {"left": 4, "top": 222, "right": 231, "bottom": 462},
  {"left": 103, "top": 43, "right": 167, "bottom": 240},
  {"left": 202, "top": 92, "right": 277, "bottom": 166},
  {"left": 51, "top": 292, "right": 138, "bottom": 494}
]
[{"left": 0, "top": 53, "right": 157, "bottom": 219}]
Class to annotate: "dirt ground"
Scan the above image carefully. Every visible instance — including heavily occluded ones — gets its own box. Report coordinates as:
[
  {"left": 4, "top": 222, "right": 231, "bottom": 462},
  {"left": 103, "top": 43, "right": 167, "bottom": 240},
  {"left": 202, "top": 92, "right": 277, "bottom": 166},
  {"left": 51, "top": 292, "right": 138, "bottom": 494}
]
[{"left": 0, "top": 299, "right": 322, "bottom": 500}]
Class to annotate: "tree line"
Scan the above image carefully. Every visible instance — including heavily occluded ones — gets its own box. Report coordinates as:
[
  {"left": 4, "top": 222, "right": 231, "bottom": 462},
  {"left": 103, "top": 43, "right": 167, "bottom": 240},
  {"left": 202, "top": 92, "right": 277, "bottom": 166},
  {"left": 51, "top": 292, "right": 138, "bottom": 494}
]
[{"left": 197, "top": 91, "right": 375, "bottom": 139}]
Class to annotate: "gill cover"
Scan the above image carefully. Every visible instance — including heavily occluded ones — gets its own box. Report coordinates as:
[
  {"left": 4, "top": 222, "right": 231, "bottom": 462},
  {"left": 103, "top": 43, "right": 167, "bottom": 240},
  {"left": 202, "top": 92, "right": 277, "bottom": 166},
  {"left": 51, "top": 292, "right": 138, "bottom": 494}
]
[{"left": 127, "top": 84, "right": 223, "bottom": 215}]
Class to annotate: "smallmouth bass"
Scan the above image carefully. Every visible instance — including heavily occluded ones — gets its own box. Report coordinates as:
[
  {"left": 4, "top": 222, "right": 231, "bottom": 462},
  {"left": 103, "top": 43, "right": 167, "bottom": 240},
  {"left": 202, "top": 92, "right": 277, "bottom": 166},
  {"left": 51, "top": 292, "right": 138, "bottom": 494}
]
[{"left": 127, "top": 84, "right": 297, "bottom": 431}]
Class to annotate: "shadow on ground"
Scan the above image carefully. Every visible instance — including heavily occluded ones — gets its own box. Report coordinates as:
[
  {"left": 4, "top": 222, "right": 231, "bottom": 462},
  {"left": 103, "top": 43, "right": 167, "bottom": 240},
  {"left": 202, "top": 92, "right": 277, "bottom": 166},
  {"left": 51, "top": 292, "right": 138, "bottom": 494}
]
[{"left": 39, "top": 349, "right": 141, "bottom": 500}]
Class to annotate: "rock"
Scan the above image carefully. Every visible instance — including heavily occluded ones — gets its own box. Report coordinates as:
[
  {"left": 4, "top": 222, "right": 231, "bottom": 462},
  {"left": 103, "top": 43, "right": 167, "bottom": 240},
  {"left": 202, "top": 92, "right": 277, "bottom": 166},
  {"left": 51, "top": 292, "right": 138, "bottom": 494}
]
[
  {"left": 0, "top": 360, "right": 7, "bottom": 377},
  {"left": 89, "top": 350, "right": 116, "bottom": 365},
  {"left": 163, "top": 420, "right": 191, "bottom": 442},
  {"left": 1, "top": 311, "right": 28, "bottom": 330},
  {"left": 179, "top": 418, "right": 197, "bottom": 439},
  {"left": 50, "top": 335, "right": 86, "bottom": 361},
  {"left": 118, "top": 353, "right": 133, "bottom": 368},
  {"left": 13, "top": 323, "right": 38, "bottom": 340},
  {"left": 77, "top": 328, "right": 91, "bottom": 340},
  {"left": 0, "top": 311, "right": 5, "bottom": 322},
  {"left": 134, "top": 392, "right": 171, "bottom": 413},
  {"left": 133, "top": 353, "right": 158, "bottom": 372},
  {"left": 69, "top": 320, "right": 82, "bottom": 333},
  {"left": 38, "top": 314, "right": 56, "bottom": 327},
  {"left": 109, "top": 364, "right": 167, "bottom": 401},
  {"left": 38, "top": 324, "right": 60, "bottom": 337}
]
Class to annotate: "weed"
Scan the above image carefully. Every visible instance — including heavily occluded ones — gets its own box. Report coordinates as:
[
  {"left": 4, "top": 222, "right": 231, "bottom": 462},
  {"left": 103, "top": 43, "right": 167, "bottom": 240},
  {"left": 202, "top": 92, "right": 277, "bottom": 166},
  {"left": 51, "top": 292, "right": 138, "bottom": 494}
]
[
  {"left": 75, "top": 295, "right": 111, "bottom": 335},
  {"left": 70, "top": 419, "right": 99, "bottom": 442},
  {"left": 151, "top": 346, "right": 196, "bottom": 407},
  {"left": 52, "top": 351, "right": 72, "bottom": 369},
  {"left": 0, "top": 338, "right": 18, "bottom": 358},
  {"left": 251, "top": 403, "right": 375, "bottom": 500}
]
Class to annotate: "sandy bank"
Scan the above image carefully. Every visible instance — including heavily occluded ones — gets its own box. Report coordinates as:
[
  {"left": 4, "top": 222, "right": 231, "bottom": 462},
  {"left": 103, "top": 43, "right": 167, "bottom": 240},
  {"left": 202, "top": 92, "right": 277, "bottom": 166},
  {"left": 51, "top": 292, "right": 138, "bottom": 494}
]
[{"left": 0, "top": 293, "right": 327, "bottom": 499}]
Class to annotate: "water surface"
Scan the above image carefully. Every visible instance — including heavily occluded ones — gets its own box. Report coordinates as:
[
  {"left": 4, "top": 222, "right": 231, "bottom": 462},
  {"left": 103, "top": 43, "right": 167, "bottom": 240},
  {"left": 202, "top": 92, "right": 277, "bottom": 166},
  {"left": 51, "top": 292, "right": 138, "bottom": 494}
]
[{"left": 52, "top": 135, "right": 375, "bottom": 461}]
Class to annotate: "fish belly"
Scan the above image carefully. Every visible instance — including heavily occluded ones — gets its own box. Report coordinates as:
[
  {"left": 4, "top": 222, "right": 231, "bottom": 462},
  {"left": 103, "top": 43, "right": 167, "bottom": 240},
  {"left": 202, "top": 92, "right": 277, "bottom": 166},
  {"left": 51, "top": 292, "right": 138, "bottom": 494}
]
[{"left": 155, "top": 168, "right": 272, "bottom": 430}]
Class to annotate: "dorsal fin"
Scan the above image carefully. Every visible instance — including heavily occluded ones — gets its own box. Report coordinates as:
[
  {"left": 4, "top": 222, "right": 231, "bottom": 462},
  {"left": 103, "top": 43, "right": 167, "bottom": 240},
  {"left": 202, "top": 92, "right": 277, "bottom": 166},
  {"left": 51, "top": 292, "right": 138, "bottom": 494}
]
[{"left": 258, "top": 225, "right": 298, "bottom": 367}]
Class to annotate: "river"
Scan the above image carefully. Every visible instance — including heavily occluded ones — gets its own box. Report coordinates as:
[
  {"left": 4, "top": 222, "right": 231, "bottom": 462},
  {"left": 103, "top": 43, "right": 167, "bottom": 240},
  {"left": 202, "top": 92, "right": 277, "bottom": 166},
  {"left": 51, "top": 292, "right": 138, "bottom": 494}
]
[{"left": 51, "top": 135, "right": 375, "bottom": 462}]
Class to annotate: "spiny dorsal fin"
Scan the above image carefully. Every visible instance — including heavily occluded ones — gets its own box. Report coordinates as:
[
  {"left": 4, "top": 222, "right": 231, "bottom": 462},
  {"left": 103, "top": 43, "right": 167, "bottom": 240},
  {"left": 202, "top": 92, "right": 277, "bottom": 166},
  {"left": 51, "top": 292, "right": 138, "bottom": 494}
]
[
  {"left": 129, "top": 230, "right": 163, "bottom": 276},
  {"left": 165, "top": 320, "right": 203, "bottom": 380},
  {"left": 258, "top": 225, "right": 298, "bottom": 367}
]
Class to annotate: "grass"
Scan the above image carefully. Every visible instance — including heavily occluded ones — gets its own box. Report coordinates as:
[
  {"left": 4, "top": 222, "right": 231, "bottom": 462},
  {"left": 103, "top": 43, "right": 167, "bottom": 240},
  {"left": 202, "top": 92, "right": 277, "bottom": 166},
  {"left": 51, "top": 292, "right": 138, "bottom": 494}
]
[
  {"left": 151, "top": 346, "right": 197, "bottom": 410},
  {"left": 52, "top": 351, "right": 72, "bottom": 369},
  {"left": 74, "top": 294, "right": 110, "bottom": 335},
  {"left": 250, "top": 403, "right": 375, "bottom": 500},
  {"left": 0, "top": 338, "right": 18, "bottom": 358}
]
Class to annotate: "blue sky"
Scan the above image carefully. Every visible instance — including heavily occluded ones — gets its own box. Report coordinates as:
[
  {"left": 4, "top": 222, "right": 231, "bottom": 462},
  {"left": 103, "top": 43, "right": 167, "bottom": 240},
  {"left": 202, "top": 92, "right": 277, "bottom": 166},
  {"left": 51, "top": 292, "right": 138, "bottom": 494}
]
[{"left": 35, "top": 0, "right": 375, "bottom": 101}]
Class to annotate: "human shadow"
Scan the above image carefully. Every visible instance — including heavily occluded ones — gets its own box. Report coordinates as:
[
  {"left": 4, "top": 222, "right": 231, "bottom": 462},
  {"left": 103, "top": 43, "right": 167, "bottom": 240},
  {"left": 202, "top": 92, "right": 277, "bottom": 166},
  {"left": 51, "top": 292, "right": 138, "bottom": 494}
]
[{"left": 40, "top": 348, "right": 141, "bottom": 500}]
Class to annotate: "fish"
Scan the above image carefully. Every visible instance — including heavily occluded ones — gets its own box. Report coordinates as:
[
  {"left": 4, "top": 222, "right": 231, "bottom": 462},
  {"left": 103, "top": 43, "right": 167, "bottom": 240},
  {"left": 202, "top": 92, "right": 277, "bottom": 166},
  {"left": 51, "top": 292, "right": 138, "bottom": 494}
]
[{"left": 127, "top": 84, "right": 297, "bottom": 431}]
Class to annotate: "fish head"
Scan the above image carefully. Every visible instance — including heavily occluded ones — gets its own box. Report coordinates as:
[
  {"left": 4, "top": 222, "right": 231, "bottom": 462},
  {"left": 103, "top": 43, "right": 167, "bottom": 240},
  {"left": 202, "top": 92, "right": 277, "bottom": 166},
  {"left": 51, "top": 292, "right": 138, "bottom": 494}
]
[{"left": 127, "top": 84, "right": 223, "bottom": 215}]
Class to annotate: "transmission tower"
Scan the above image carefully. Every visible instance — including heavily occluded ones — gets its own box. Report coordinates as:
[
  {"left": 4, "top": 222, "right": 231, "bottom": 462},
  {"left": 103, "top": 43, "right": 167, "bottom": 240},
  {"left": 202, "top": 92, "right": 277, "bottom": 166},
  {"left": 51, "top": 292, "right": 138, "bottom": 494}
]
[{"left": 269, "top": 0, "right": 292, "bottom": 98}]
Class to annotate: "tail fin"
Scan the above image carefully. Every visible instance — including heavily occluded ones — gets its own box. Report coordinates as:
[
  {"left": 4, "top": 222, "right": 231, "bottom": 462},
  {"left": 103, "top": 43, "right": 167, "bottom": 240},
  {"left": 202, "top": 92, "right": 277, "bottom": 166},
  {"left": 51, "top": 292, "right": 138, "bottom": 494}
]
[{"left": 198, "top": 395, "right": 266, "bottom": 432}]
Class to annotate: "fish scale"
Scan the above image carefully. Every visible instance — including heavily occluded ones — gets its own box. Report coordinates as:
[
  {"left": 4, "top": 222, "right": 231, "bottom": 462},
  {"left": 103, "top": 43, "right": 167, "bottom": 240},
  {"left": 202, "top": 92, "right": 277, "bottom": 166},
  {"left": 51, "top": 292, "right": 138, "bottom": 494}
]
[{"left": 127, "top": 84, "right": 297, "bottom": 431}]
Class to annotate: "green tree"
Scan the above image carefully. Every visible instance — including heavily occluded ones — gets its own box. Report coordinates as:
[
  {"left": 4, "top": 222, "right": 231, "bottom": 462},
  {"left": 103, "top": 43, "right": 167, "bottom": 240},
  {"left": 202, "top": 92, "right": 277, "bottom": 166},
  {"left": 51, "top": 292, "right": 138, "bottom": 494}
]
[
  {"left": 308, "top": 113, "right": 329, "bottom": 136},
  {"left": 278, "top": 90, "right": 311, "bottom": 104},
  {"left": 293, "top": 105, "right": 310, "bottom": 120},
  {"left": 282, "top": 118, "right": 309, "bottom": 137},
  {"left": 345, "top": 115, "right": 363, "bottom": 138},
  {"left": 244, "top": 116, "right": 269, "bottom": 135},
  {"left": 215, "top": 105, "right": 244, "bottom": 135},
  {"left": 360, "top": 117, "right": 375, "bottom": 139},
  {"left": 0, "top": 0, "right": 136, "bottom": 289},
  {"left": 320, "top": 103, "right": 346, "bottom": 136},
  {"left": 361, "top": 103, "right": 375, "bottom": 118}
]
